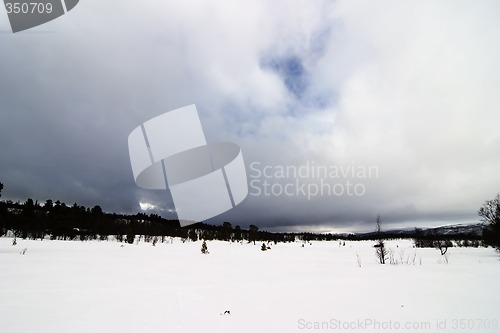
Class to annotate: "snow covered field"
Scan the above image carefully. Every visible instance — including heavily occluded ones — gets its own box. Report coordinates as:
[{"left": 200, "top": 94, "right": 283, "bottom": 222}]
[{"left": 1, "top": 237, "right": 499, "bottom": 333}]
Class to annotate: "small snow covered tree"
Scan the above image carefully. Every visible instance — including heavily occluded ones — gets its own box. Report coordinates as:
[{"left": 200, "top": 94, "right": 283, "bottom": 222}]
[
  {"left": 375, "top": 215, "right": 388, "bottom": 264},
  {"left": 201, "top": 240, "right": 209, "bottom": 254}
]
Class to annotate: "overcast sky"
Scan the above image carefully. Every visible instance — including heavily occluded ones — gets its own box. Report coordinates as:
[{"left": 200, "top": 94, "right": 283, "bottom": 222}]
[{"left": 1, "top": 0, "right": 499, "bottom": 232}]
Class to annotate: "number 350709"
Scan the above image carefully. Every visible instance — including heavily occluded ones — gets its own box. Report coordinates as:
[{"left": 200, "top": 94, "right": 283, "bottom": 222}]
[{"left": 5, "top": 2, "right": 53, "bottom": 14}]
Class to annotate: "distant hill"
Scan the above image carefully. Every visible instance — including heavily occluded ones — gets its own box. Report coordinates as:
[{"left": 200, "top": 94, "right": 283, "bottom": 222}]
[{"left": 355, "top": 223, "right": 485, "bottom": 240}]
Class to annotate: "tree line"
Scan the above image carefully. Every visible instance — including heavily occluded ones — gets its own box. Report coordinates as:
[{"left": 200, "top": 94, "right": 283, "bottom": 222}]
[{"left": 0, "top": 182, "right": 499, "bottom": 249}]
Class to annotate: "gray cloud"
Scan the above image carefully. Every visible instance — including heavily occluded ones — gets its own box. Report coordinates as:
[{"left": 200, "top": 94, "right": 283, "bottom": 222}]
[{"left": 1, "top": 0, "right": 499, "bottom": 232}]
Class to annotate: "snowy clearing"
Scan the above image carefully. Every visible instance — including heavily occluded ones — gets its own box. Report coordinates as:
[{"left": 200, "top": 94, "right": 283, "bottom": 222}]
[{"left": 1, "top": 238, "right": 499, "bottom": 333}]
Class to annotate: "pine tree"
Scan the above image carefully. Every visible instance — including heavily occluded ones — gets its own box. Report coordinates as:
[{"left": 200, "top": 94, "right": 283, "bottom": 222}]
[
  {"left": 201, "top": 240, "right": 209, "bottom": 254},
  {"left": 126, "top": 227, "right": 135, "bottom": 244},
  {"left": 249, "top": 225, "right": 259, "bottom": 245},
  {"left": 375, "top": 215, "right": 387, "bottom": 264},
  {"left": 188, "top": 229, "right": 198, "bottom": 242}
]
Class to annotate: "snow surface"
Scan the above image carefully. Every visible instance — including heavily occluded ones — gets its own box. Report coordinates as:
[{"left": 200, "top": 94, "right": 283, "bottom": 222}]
[{"left": 1, "top": 238, "right": 499, "bottom": 333}]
